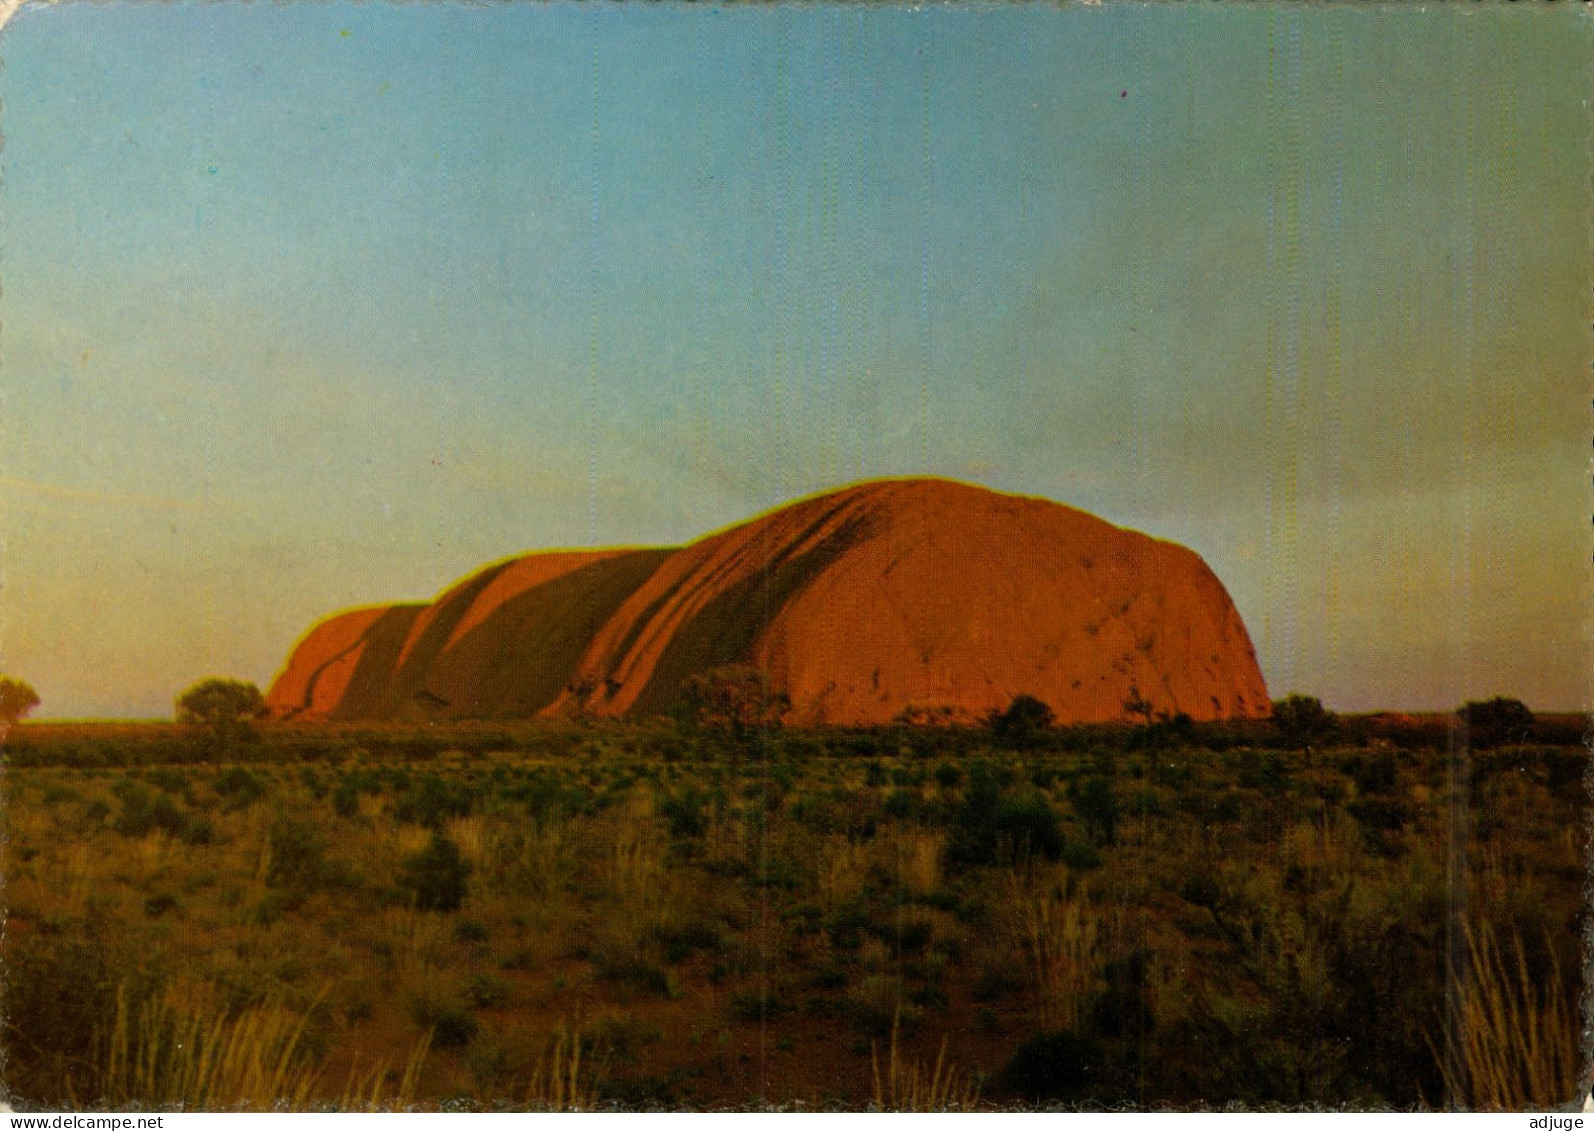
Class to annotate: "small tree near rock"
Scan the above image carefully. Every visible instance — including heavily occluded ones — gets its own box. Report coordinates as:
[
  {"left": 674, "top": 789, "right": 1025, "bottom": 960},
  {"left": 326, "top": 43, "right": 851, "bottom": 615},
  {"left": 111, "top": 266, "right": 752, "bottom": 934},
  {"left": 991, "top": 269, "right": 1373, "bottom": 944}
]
[
  {"left": 680, "top": 664, "right": 790, "bottom": 740},
  {"left": 1271, "top": 694, "right": 1335, "bottom": 749},
  {"left": 175, "top": 678, "right": 267, "bottom": 753},
  {"left": 990, "top": 694, "right": 1055, "bottom": 750},
  {"left": 1457, "top": 697, "right": 1535, "bottom": 750},
  {"left": 0, "top": 677, "right": 40, "bottom": 726}
]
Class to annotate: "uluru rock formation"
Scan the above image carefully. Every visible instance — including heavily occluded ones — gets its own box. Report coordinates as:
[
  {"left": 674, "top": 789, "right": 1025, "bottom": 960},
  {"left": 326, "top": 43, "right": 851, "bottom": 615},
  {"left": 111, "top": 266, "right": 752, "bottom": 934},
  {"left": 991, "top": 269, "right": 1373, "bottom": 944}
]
[{"left": 266, "top": 479, "right": 1269, "bottom": 726}]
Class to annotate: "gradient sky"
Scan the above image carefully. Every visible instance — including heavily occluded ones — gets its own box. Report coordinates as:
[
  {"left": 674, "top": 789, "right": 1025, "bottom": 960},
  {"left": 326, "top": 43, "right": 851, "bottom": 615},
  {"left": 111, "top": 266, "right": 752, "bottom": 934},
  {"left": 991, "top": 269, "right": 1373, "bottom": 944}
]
[{"left": 0, "top": 4, "right": 1587, "bottom": 718}]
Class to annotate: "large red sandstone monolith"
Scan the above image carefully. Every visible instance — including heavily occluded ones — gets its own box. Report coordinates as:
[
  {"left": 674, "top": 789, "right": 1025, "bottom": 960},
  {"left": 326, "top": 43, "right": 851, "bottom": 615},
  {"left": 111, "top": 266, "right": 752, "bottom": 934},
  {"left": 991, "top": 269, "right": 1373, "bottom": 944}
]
[{"left": 267, "top": 478, "right": 1269, "bottom": 725}]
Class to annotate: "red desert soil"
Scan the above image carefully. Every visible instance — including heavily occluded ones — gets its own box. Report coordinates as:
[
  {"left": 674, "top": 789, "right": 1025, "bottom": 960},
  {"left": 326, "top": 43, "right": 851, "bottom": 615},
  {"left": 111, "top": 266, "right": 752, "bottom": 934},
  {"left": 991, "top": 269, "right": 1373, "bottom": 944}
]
[{"left": 267, "top": 478, "right": 1269, "bottom": 725}]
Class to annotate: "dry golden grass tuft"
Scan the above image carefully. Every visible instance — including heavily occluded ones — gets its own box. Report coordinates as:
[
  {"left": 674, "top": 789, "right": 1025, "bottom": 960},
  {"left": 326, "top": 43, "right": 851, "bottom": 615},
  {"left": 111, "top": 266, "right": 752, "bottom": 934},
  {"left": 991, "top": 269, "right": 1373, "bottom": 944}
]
[
  {"left": 521, "top": 1024, "right": 592, "bottom": 1110},
  {"left": 98, "top": 985, "right": 324, "bottom": 1110},
  {"left": 1434, "top": 923, "right": 1581, "bottom": 1110},
  {"left": 871, "top": 1012, "right": 980, "bottom": 1112},
  {"left": 1014, "top": 878, "right": 1104, "bottom": 1032}
]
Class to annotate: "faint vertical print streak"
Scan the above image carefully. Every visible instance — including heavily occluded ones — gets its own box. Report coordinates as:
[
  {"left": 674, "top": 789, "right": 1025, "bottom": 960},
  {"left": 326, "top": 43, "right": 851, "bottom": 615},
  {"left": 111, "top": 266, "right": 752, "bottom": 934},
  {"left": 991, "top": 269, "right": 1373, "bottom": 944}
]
[
  {"left": 1262, "top": 11, "right": 1303, "bottom": 698},
  {"left": 970, "top": 13, "right": 992, "bottom": 484},
  {"left": 1321, "top": 14, "right": 1346, "bottom": 690},
  {"left": 1449, "top": 14, "right": 1476, "bottom": 702},
  {"left": 687, "top": 12, "right": 710, "bottom": 536},
  {"left": 1176, "top": 8, "right": 1199, "bottom": 531},
  {"left": 1443, "top": 14, "right": 1478, "bottom": 1110},
  {"left": 1365, "top": 14, "right": 1392, "bottom": 674},
  {"left": 841, "top": 10, "right": 870, "bottom": 488},
  {"left": 772, "top": 15, "right": 791, "bottom": 504},
  {"left": 585, "top": 23, "right": 602, "bottom": 547},
  {"left": 1278, "top": 14, "right": 1304, "bottom": 700},
  {"left": 821, "top": 7, "right": 842, "bottom": 493},
  {"left": 1471, "top": 19, "right": 1513, "bottom": 701},
  {"left": 917, "top": 22, "right": 934, "bottom": 473},
  {"left": 1128, "top": 11, "right": 1151, "bottom": 523}
]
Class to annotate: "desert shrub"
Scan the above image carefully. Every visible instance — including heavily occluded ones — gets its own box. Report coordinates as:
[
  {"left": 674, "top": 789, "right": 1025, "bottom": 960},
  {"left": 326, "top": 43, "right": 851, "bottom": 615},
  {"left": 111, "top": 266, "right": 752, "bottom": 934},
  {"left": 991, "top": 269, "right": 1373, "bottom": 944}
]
[
  {"left": 394, "top": 773, "right": 477, "bottom": 828},
  {"left": 41, "top": 783, "right": 81, "bottom": 807},
  {"left": 110, "top": 781, "right": 188, "bottom": 839},
  {"left": 514, "top": 773, "right": 592, "bottom": 828},
  {"left": 990, "top": 694, "right": 1056, "bottom": 750},
  {"left": 596, "top": 955, "right": 676, "bottom": 999},
  {"left": 1069, "top": 776, "right": 1119, "bottom": 846},
  {"left": 934, "top": 763, "right": 962, "bottom": 789},
  {"left": 946, "top": 763, "right": 1065, "bottom": 867},
  {"left": 331, "top": 782, "right": 361, "bottom": 819},
  {"left": 145, "top": 767, "right": 189, "bottom": 795},
  {"left": 3, "top": 928, "right": 160, "bottom": 1106},
  {"left": 411, "top": 999, "right": 478, "bottom": 1048},
  {"left": 266, "top": 813, "right": 326, "bottom": 889},
  {"left": 1059, "top": 837, "right": 1103, "bottom": 870},
  {"left": 462, "top": 972, "right": 510, "bottom": 1009},
  {"left": 397, "top": 831, "right": 472, "bottom": 912},
  {"left": 730, "top": 986, "right": 793, "bottom": 1021},
  {"left": 648, "top": 919, "right": 723, "bottom": 964},
  {"left": 658, "top": 788, "right": 708, "bottom": 838},
  {"left": 1346, "top": 797, "right": 1408, "bottom": 831},
  {"left": 883, "top": 788, "right": 920, "bottom": 819},
  {"left": 1271, "top": 693, "right": 1335, "bottom": 747},
  {"left": 298, "top": 767, "right": 327, "bottom": 798},
  {"left": 1001, "top": 1028, "right": 1105, "bottom": 1104},
  {"left": 498, "top": 946, "right": 537, "bottom": 972},
  {"left": 1458, "top": 698, "right": 1535, "bottom": 749},
  {"left": 1541, "top": 748, "right": 1586, "bottom": 794},
  {"left": 143, "top": 893, "right": 180, "bottom": 919},
  {"left": 213, "top": 766, "right": 267, "bottom": 809},
  {"left": 790, "top": 788, "right": 882, "bottom": 840},
  {"left": 1343, "top": 750, "right": 1399, "bottom": 796}
]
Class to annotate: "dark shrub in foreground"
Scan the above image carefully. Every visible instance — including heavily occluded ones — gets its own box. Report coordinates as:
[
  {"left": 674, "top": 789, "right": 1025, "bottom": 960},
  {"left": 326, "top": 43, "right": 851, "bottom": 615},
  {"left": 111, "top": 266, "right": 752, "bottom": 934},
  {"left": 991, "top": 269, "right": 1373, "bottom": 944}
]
[
  {"left": 946, "top": 762, "right": 1065, "bottom": 867},
  {"left": 398, "top": 831, "right": 472, "bottom": 912},
  {"left": 1001, "top": 1029, "right": 1105, "bottom": 1104}
]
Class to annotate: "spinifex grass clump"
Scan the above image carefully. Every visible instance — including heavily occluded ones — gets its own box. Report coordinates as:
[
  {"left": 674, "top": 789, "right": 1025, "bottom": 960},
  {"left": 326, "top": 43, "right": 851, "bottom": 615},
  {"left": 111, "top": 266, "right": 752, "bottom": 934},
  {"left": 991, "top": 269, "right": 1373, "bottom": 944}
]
[
  {"left": 872, "top": 1011, "right": 981, "bottom": 1112},
  {"left": 1432, "top": 922, "right": 1581, "bottom": 1110},
  {"left": 97, "top": 987, "right": 324, "bottom": 1110}
]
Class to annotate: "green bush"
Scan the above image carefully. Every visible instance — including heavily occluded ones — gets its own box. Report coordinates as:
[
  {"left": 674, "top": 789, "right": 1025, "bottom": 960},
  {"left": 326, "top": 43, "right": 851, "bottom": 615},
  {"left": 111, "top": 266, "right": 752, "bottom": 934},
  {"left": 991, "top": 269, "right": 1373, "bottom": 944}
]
[
  {"left": 331, "top": 783, "right": 361, "bottom": 819},
  {"left": 413, "top": 1000, "right": 478, "bottom": 1048},
  {"left": 659, "top": 788, "right": 708, "bottom": 838},
  {"left": 266, "top": 813, "right": 326, "bottom": 889},
  {"left": 213, "top": 767, "right": 267, "bottom": 809},
  {"left": 1001, "top": 1029, "right": 1104, "bottom": 1104},
  {"left": 397, "top": 831, "right": 472, "bottom": 912},
  {"left": 1070, "top": 775, "right": 1119, "bottom": 846},
  {"left": 946, "top": 762, "right": 1066, "bottom": 867},
  {"left": 462, "top": 972, "right": 510, "bottom": 1008},
  {"left": 394, "top": 773, "right": 477, "bottom": 828},
  {"left": 110, "top": 781, "right": 189, "bottom": 839},
  {"left": 1458, "top": 697, "right": 1535, "bottom": 749},
  {"left": 1271, "top": 693, "right": 1335, "bottom": 747},
  {"left": 990, "top": 694, "right": 1056, "bottom": 750}
]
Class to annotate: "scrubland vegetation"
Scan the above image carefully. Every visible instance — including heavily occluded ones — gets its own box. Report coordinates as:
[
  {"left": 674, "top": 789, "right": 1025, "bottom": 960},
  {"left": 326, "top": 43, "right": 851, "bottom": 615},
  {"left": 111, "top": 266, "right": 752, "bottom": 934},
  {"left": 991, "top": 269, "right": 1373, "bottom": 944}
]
[{"left": 2, "top": 708, "right": 1585, "bottom": 1110}]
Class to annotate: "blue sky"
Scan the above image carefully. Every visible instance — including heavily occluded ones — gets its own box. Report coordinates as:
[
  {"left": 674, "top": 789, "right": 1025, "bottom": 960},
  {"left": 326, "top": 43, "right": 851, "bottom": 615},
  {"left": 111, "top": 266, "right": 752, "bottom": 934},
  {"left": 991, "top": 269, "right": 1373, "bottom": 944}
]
[{"left": 1, "top": 4, "right": 1588, "bottom": 717}]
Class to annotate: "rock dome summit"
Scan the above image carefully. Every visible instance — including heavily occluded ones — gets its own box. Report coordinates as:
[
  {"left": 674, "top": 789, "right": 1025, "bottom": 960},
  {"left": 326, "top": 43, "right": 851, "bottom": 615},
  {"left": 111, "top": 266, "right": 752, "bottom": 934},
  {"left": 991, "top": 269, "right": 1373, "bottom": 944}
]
[{"left": 266, "top": 478, "right": 1270, "bottom": 726}]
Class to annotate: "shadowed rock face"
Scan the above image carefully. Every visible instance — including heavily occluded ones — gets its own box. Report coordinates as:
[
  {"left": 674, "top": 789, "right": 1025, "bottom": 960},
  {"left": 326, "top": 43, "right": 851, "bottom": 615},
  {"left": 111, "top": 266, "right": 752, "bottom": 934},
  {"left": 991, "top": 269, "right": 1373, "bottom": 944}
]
[{"left": 266, "top": 478, "right": 1269, "bottom": 725}]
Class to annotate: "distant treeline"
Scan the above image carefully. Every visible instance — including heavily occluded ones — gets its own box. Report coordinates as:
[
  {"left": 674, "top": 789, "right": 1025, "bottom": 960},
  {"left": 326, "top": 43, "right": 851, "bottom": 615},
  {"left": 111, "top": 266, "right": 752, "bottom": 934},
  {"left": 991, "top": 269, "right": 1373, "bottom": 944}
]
[{"left": 3, "top": 708, "right": 1585, "bottom": 769}]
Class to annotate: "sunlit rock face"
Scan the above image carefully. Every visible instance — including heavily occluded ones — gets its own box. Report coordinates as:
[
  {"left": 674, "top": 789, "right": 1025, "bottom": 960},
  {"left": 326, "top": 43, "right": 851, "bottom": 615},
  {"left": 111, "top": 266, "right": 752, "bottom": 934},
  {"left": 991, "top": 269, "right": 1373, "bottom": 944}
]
[{"left": 267, "top": 478, "right": 1269, "bottom": 726}]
